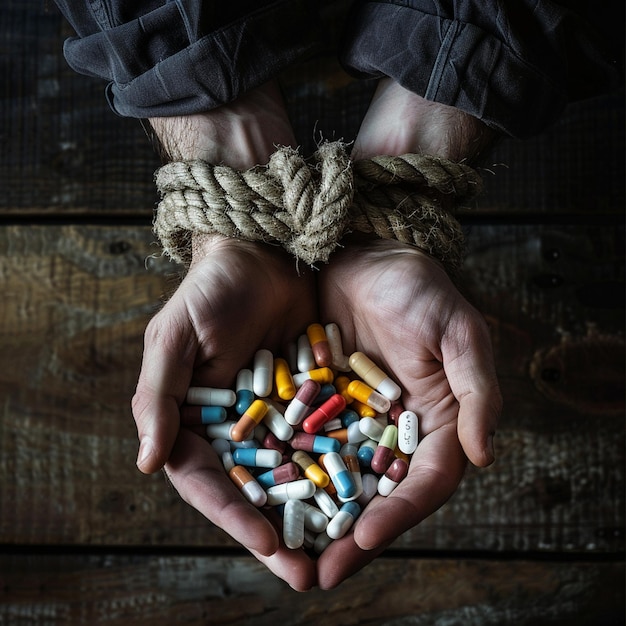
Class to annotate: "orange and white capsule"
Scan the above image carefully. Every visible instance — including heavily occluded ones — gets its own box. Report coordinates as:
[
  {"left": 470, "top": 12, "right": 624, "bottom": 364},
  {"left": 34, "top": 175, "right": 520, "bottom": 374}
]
[
  {"left": 349, "top": 352, "right": 401, "bottom": 401},
  {"left": 229, "top": 465, "right": 267, "bottom": 507},
  {"left": 230, "top": 399, "right": 268, "bottom": 442},
  {"left": 274, "top": 357, "right": 296, "bottom": 401},
  {"left": 306, "top": 323, "right": 333, "bottom": 367},
  {"left": 347, "top": 380, "right": 391, "bottom": 414}
]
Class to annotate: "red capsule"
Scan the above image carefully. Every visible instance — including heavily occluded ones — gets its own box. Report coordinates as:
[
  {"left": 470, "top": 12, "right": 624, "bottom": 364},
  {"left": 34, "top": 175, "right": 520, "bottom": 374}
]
[{"left": 302, "top": 394, "right": 347, "bottom": 434}]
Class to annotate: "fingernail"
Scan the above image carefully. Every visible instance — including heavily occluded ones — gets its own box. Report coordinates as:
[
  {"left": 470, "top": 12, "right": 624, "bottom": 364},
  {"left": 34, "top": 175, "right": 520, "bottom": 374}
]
[{"left": 136, "top": 438, "right": 154, "bottom": 470}]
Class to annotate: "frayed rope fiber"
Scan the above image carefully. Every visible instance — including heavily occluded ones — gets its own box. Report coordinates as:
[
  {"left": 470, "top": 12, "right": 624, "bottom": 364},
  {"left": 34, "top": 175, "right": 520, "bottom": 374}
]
[{"left": 153, "top": 141, "right": 482, "bottom": 276}]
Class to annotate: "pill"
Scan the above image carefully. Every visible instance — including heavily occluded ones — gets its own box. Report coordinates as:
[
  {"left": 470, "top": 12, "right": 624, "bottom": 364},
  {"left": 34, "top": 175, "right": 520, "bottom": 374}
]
[
  {"left": 358, "top": 416, "right": 388, "bottom": 442},
  {"left": 266, "top": 479, "right": 316, "bottom": 505},
  {"left": 211, "top": 438, "right": 231, "bottom": 456},
  {"left": 377, "top": 457, "right": 409, "bottom": 496},
  {"left": 284, "top": 379, "right": 320, "bottom": 425},
  {"left": 180, "top": 405, "right": 227, "bottom": 425},
  {"left": 349, "top": 352, "right": 401, "bottom": 401},
  {"left": 347, "top": 380, "right": 391, "bottom": 414},
  {"left": 313, "top": 383, "right": 337, "bottom": 405},
  {"left": 235, "top": 369, "right": 255, "bottom": 415},
  {"left": 323, "top": 418, "right": 343, "bottom": 433},
  {"left": 340, "top": 443, "right": 363, "bottom": 501},
  {"left": 306, "top": 323, "right": 333, "bottom": 367},
  {"left": 230, "top": 399, "right": 268, "bottom": 442},
  {"left": 262, "top": 430, "right": 287, "bottom": 454},
  {"left": 326, "top": 501, "right": 361, "bottom": 539},
  {"left": 301, "top": 502, "right": 329, "bottom": 532},
  {"left": 323, "top": 451, "right": 356, "bottom": 500},
  {"left": 255, "top": 461, "right": 301, "bottom": 489},
  {"left": 263, "top": 400, "right": 294, "bottom": 441},
  {"left": 221, "top": 450, "right": 235, "bottom": 473},
  {"left": 292, "top": 367, "right": 334, "bottom": 388},
  {"left": 388, "top": 400, "right": 405, "bottom": 425},
  {"left": 289, "top": 432, "right": 341, "bottom": 455},
  {"left": 371, "top": 425, "right": 398, "bottom": 474},
  {"left": 282, "top": 498, "right": 306, "bottom": 549},
  {"left": 340, "top": 409, "right": 359, "bottom": 427},
  {"left": 229, "top": 465, "right": 267, "bottom": 507},
  {"left": 325, "top": 427, "right": 349, "bottom": 445},
  {"left": 346, "top": 420, "right": 368, "bottom": 444},
  {"left": 334, "top": 376, "right": 354, "bottom": 404},
  {"left": 313, "top": 530, "right": 333, "bottom": 554},
  {"left": 292, "top": 450, "right": 329, "bottom": 488},
  {"left": 206, "top": 421, "right": 251, "bottom": 441},
  {"left": 325, "top": 322, "right": 350, "bottom": 371},
  {"left": 274, "top": 357, "right": 296, "bottom": 400},
  {"left": 186, "top": 386, "right": 236, "bottom": 407},
  {"left": 351, "top": 399, "right": 377, "bottom": 418},
  {"left": 357, "top": 472, "right": 379, "bottom": 507},
  {"left": 357, "top": 438, "right": 377, "bottom": 467},
  {"left": 297, "top": 334, "right": 316, "bottom": 373},
  {"left": 313, "top": 486, "right": 339, "bottom": 518},
  {"left": 232, "top": 447, "right": 282, "bottom": 468},
  {"left": 302, "top": 394, "right": 347, "bottom": 434},
  {"left": 253, "top": 349, "right": 273, "bottom": 397},
  {"left": 397, "top": 410, "right": 419, "bottom": 454}
]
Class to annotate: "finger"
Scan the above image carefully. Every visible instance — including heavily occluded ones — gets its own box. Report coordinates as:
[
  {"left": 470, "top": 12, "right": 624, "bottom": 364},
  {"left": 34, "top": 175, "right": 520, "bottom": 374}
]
[
  {"left": 443, "top": 311, "right": 502, "bottom": 467},
  {"left": 166, "top": 428, "right": 280, "bottom": 557},
  {"left": 250, "top": 545, "right": 318, "bottom": 592},
  {"left": 353, "top": 422, "right": 466, "bottom": 551},
  {"left": 132, "top": 304, "right": 197, "bottom": 474}
]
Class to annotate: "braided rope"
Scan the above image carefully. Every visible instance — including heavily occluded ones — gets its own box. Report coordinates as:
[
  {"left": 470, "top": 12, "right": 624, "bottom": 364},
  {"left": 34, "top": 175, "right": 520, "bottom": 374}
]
[{"left": 153, "top": 142, "right": 482, "bottom": 276}]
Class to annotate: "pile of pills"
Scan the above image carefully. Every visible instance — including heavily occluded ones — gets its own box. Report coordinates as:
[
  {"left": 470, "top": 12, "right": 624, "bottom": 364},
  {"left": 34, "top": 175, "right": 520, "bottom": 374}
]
[{"left": 181, "top": 323, "right": 419, "bottom": 553}]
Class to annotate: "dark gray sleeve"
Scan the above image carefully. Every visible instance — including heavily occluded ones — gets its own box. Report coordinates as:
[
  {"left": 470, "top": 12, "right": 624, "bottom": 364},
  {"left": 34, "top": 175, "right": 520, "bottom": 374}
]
[
  {"left": 339, "top": 0, "right": 623, "bottom": 138},
  {"left": 53, "top": 0, "right": 327, "bottom": 118}
]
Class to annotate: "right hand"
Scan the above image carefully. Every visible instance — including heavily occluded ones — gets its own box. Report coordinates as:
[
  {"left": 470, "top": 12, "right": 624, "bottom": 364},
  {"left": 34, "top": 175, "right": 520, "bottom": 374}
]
[{"left": 131, "top": 235, "right": 318, "bottom": 590}]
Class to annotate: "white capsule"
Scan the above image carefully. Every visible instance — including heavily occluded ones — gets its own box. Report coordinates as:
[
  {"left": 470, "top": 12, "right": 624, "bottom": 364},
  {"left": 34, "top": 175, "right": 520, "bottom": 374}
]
[
  {"left": 326, "top": 502, "right": 361, "bottom": 539},
  {"left": 357, "top": 473, "right": 379, "bottom": 507},
  {"left": 263, "top": 400, "right": 294, "bottom": 441},
  {"left": 206, "top": 421, "right": 252, "bottom": 441},
  {"left": 283, "top": 499, "right": 306, "bottom": 549},
  {"left": 302, "top": 502, "right": 329, "bottom": 532},
  {"left": 347, "top": 420, "right": 368, "bottom": 443},
  {"left": 359, "top": 416, "right": 386, "bottom": 442},
  {"left": 221, "top": 450, "right": 235, "bottom": 473},
  {"left": 211, "top": 438, "right": 231, "bottom": 456},
  {"left": 186, "top": 386, "right": 236, "bottom": 407},
  {"left": 313, "top": 486, "right": 339, "bottom": 518},
  {"left": 253, "top": 349, "right": 274, "bottom": 397},
  {"left": 297, "top": 334, "right": 316, "bottom": 373},
  {"left": 313, "top": 530, "right": 333, "bottom": 554},
  {"left": 323, "top": 417, "right": 343, "bottom": 432},
  {"left": 266, "top": 479, "right": 316, "bottom": 506},
  {"left": 324, "top": 323, "right": 350, "bottom": 371},
  {"left": 397, "top": 410, "right": 419, "bottom": 454}
]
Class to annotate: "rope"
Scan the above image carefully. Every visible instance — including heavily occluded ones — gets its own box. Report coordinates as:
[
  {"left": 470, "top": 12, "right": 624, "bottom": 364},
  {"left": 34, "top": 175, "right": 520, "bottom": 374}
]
[{"left": 153, "top": 141, "right": 482, "bottom": 276}]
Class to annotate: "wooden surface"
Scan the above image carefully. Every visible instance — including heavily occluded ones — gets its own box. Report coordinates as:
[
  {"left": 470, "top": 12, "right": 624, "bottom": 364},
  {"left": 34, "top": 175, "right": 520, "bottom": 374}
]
[{"left": 1, "top": 3, "right": 624, "bottom": 624}]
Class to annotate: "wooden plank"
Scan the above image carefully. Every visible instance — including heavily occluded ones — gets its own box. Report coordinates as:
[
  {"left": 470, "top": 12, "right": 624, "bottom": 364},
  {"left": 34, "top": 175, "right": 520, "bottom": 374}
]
[
  {"left": 0, "top": 554, "right": 623, "bottom": 625},
  {"left": 0, "top": 224, "right": 622, "bottom": 554},
  {"left": 2, "top": 3, "right": 623, "bottom": 216}
]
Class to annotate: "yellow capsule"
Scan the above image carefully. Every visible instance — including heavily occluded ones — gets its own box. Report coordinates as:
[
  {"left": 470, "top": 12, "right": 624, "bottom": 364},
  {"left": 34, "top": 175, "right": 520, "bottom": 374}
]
[
  {"left": 347, "top": 380, "right": 391, "bottom": 414},
  {"left": 351, "top": 399, "right": 377, "bottom": 418},
  {"left": 293, "top": 367, "right": 335, "bottom": 388},
  {"left": 231, "top": 399, "right": 268, "bottom": 442},
  {"left": 274, "top": 357, "right": 296, "bottom": 401},
  {"left": 334, "top": 375, "right": 354, "bottom": 404},
  {"left": 292, "top": 450, "right": 329, "bottom": 488}
]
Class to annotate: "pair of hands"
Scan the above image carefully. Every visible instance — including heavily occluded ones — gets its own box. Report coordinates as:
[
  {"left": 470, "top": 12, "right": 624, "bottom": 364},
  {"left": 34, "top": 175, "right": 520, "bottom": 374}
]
[
  {"left": 132, "top": 77, "right": 501, "bottom": 590},
  {"left": 131, "top": 232, "right": 501, "bottom": 590}
]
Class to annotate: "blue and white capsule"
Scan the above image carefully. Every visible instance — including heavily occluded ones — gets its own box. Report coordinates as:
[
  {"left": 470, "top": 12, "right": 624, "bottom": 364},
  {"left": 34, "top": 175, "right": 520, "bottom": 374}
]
[{"left": 326, "top": 501, "right": 361, "bottom": 539}]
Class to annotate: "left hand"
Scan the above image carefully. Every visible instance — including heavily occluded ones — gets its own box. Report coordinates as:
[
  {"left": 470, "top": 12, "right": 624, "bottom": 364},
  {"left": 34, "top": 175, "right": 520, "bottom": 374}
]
[{"left": 315, "top": 237, "right": 502, "bottom": 588}]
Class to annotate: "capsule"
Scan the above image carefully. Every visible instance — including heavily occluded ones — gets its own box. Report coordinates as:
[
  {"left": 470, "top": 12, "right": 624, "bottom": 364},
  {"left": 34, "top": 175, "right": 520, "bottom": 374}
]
[
  {"left": 230, "top": 399, "right": 268, "bottom": 442},
  {"left": 206, "top": 421, "right": 251, "bottom": 441},
  {"left": 346, "top": 420, "right": 368, "bottom": 444},
  {"left": 349, "top": 352, "right": 401, "bottom": 401},
  {"left": 340, "top": 409, "right": 359, "bottom": 427},
  {"left": 186, "top": 386, "right": 236, "bottom": 407},
  {"left": 284, "top": 379, "right": 320, "bottom": 426},
  {"left": 377, "top": 457, "right": 409, "bottom": 496},
  {"left": 347, "top": 380, "right": 391, "bottom": 414},
  {"left": 289, "top": 432, "right": 341, "bottom": 455},
  {"left": 302, "top": 502, "right": 329, "bottom": 532},
  {"left": 313, "top": 383, "right": 337, "bottom": 405},
  {"left": 180, "top": 405, "right": 227, "bottom": 425},
  {"left": 326, "top": 501, "right": 361, "bottom": 539},
  {"left": 302, "top": 394, "right": 347, "bottom": 434},
  {"left": 306, "top": 323, "right": 333, "bottom": 367},
  {"left": 357, "top": 438, "right": 377, "bottom": 468},
  {"left": 351, "top": 399, "right": 377, "bottom": 418},
  {"left": 228, "top": 465, "right": 267, "bottom": 507},
  {"left": 283, "top": 498, "right": 306, "bottom": 549},
  {"left": 274, "top": 357, "right": 296, "bottom": 401},
  {"left": 292, "top": 367, "right": 334, "bottom": 388},
  {"left": 255, "top": 462, "right": 301, "bottom": 489},
  {"left": 371, "top": 424, "right": 398, "bottom": 474},
  {"left": 297, "top": 334, "right": 316, "bottom": 373},
  {"left": 211, "top": 438, "right": 231, "bottom": 456},
  {"left": 221, "top": 450, "right": 235, "bottom": 473},
  {"left": 313, "top": 530, "right": 333, "bottom": 554},
  {"left": 262, "top": 430, "right": 287, "bottom": 455},
  {"left": 339, "top": 443, "right": 363, "bottom": 501},
  {"left": 358, "top": 416, "right": 387, "bottom": 442},
  {"left": 357, "top": 472, "right": 379, "bottom": 507},
  {"left": 266, "top": 479, "right": 316, "bottom": 505},
  {"left": 334, "top": 376, "right": 354, "bottom": 404},
  {"left": 323, "top": 451, "right": 356, "bottom": 499},
  {"left": 292, "top": 450, "right": 329, "bottom": 488},
  {"left": 263, "top": 400, "right": 294, "bottom": 441},
  {"left": 388, "top": 400, "right": 405, "bottom": 426},
  {"left": 397, "top": 410, "right": 419, "bottom": 454},
  {"left": 325, "top": 427, "right": 349, "bottom": 445},
  {"left": 313, "top": 486, "right": 339, "bottom": 518},
  {"left": 253, "top": 349, "right": 273, "bottom": 397},
  {"left": 232, "top": 447, "right": 282, "bottom": 468},
  {"left": 235, "top": 369, "right": 255, "bottom": 415},
  {"left": 325, "top": 322, "right": 350, "bottom": 371}
]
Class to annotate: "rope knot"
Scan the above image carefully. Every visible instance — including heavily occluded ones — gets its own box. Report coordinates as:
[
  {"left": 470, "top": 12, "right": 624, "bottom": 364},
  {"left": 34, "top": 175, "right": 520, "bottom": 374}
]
[{"left": 153, "top": 141, "right": 482, "bottom": 277}]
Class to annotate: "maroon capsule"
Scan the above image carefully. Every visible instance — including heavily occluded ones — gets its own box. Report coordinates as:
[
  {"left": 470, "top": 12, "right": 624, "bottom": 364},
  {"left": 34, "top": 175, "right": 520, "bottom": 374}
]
[
  {"left": 302, "top": 394, "right": 347, "bottom": 434},
  {"left": 377, "top": 458, "right": 409, "bottom": 496},
  {"left": 256, "top": 462, "right": 301, "bottom": 488},
  {"left": 263, "top": 431, "right": 287, "bottom": 454},
  {"left": 388, "top": 401, "right": 405, "bottom": 426}
]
